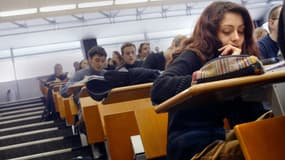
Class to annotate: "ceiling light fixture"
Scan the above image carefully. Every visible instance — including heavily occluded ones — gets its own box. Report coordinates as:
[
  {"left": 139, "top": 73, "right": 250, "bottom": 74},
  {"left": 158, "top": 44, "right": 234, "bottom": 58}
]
[
  {"left": 40, "top": 4, "right": 76, "bottom": 12},
  {"left": 0, "top": 8, "right": 37, "bottom": 17},
  {"left": 78, "top": 1, "right": 113, "bottom": 8},
  {"left": 115, "top": 0, "right": 148, "bottom": 5}
]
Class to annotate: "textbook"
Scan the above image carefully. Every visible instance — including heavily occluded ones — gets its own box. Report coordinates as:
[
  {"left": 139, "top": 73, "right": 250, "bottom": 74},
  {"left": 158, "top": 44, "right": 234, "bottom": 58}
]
[{"left": 69, "top": 75, "right": 105, "bottom": 88}]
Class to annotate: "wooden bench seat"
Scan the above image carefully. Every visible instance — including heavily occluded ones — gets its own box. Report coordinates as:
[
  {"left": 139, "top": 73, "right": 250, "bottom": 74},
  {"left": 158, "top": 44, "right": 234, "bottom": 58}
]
[{"left": 80, "top": 83, "right": 168, "bottom": 160}]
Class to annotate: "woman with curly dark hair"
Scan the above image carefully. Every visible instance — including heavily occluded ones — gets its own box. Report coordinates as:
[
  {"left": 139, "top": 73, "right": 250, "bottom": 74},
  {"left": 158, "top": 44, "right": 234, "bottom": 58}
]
[{"left": 151, "top": 1, "right": 266, "bottom": 160}]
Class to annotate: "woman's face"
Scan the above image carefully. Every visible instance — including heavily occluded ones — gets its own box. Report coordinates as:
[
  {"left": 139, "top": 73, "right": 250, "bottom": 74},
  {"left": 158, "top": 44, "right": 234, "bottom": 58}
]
[
  {"left": 217, "top": 12, "right": 245, "bottom": 50},
  {"left": 80, "top": 60, "right": 89, "bottom": 69}
]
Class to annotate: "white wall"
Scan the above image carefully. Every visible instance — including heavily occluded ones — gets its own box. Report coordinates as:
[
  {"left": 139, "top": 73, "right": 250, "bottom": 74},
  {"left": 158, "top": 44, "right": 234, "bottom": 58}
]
[
  {"left": 0, "top": 14, "right": 198, "bottom": 102},
  {"left": 0, "top": 15, "right": 197, "bottom": 50}
]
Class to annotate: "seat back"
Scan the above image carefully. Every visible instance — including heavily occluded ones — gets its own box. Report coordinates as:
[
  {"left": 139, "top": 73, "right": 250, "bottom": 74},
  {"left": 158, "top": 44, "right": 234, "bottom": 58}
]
[{"left": 234, "top": 116, "right": 285, "bottom": 160}]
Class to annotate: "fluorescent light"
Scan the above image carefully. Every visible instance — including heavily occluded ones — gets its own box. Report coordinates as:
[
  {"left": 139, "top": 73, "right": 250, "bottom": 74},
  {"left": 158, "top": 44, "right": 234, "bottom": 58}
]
[
  {"left": 115, "top": 0, "right": 148, "bottom": 5},
  {"left": 40, "top": 4, "right": 76, "bottom": 12},
  {"left": 150, "top": 0, "right": 163, "bottom": 1},
  {"left": 78, "top": 1, "right": 113, "bottom": 8},
  {"left": 0, "top": 8, "right": 37, "bottom": 17}
]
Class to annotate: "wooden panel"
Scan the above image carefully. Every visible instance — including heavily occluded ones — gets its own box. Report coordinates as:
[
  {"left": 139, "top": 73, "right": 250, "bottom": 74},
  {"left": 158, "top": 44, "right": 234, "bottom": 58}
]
[
  {"left": 52, "top": 90, "right": 59, "bottom": 112},
  {"left": 135, "top": 107, "right": 168, "bottom": 159},
  {"left": 234, "top": 116, "right": 285, "bottom": 160},
  {"left": 58, "top": 95, "right": 67, "bottom": 119},
  {"left": 64, "top": 97, "right": 77, "bottom": 125},
  {"left": 64, "top": 87, "right": 88, "bottom": 125},
  {"left": 104, "top": 111, "right": 139, "bottom": 160},
  {"left": 81, "top": 97, "right": 105, "bottom": 144},
  {"left": 103, "top": 83, "right": 152, "bottom": 104},
  {"left": 155, "top": 70, "right": 285, "bottom": 113}
]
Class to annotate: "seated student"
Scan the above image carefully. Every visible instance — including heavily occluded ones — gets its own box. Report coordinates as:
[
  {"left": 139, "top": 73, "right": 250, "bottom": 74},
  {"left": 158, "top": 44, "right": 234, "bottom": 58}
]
[
  {"left": 117, "top": 42, "right": 143, "bottom": 70},
  {"left": 69, "top": 60, "right": 89, "bottom": 78},
  {"left": 258, "top": 5, "right": 282, "bottom": 59},
  {"left": 151, "top": 1, "right": 266, "bottom": 160},
  {"left": 60, "top": 46, "right": 107, "bottom": 99},
  {"left": 79, "top": 59, "right": 89, "bottom": 70},
  {"left": 46, "top": 63, "right": 68, "bottom": 83},
  {"left": 143, "top": 35, "right": 187, "bottom": 70},
  {"left": 73, "top": 61, "right": 80, "bottom": 72},
  {"left": 137, "top": 42, "right": 151, "bottom": 61},
  {"left": 111, "top": 50, "right": 124, "bottom": 69},
  {"left": 43, "top": 63, "right": 68, "bottom": 120},
  {"left": 105, "top": 58, "right": 116, "bottom": 70}
]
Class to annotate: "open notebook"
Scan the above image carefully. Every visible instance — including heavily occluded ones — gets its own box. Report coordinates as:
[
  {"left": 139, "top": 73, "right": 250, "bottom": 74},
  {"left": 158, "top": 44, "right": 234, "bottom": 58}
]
[{"left": 69, "top": 75, "right": 105, "bottom": 88}]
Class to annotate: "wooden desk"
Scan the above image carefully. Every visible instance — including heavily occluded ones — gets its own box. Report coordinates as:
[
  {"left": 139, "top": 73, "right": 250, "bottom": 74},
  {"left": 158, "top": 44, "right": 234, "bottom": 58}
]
[
  {"left": 80, "top": 82, "right": 168, "bottom": 160},
  {"left": 155, "top": 70, "right": 285, "bottom": 113}
]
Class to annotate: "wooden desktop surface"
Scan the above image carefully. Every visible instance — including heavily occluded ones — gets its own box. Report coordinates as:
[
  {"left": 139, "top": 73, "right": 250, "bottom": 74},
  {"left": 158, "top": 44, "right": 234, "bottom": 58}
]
[
  {"left": 155, "top": 70, "right": 285, "bottom": 113},
  {"left": 102, "top": 83, "right": 152, "bottom": 104}
]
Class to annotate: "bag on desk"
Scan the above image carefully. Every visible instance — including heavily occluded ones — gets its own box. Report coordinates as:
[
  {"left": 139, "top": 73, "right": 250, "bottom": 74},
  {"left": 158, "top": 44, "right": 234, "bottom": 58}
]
[{"left": 191, "top": 55, "right": 264, "bottom": 85}]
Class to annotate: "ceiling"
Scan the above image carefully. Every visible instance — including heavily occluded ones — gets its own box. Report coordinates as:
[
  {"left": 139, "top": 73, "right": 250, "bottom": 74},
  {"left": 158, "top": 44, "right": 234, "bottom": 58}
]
[{"left": 0, "top": 0, "right": 282, "bottom": 37}]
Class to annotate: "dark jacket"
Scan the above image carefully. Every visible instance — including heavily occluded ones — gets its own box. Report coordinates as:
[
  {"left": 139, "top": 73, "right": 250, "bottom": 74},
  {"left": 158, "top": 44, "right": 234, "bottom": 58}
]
[
  {"left": 257, "top": 34, "right": 279, "bottom": 59},
  {"left": 143, "top": 53, "right": 166, "bottom": 70}
]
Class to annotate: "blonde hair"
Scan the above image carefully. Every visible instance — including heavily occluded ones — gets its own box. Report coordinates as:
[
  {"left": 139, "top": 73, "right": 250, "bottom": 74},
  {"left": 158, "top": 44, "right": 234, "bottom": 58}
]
[{"left": 254, "top": 27, "right": 268, "bottom": 40}]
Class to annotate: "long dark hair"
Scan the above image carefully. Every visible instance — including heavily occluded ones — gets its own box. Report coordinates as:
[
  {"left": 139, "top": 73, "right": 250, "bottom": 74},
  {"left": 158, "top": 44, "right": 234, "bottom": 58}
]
[{"left": 183, "top": 1, "right": 259, "bottom": 63}]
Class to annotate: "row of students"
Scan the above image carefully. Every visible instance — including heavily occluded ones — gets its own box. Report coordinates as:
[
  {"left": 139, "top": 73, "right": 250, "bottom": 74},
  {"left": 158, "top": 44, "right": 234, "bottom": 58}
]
[{"left": 41, "top": 1, "right": 284, "bottom": 159}]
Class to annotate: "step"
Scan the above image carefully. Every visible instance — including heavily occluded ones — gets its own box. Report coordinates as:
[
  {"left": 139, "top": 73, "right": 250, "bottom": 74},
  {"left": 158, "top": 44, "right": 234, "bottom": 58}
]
[
  {"left": 8, "top": 146, "right": 93, "bottom": 160},
  {"left": 0, "top": 103, "right": 44, "bottom": 113},
  {"left": 0, "top": 110, "right": 43, "bottom": 121},
  {"left": 0, "top": 126, "right": 73, "bottom": 146},
  {"left": 0, "top": 115, "right": 42, "bottom": 127},
  {"left": 0, "top": 121, "right": 66, "bottom": 137},
  {"left": 1, "top": 135, "right": 82, "bottom": 159},
  {"left": 0, "top": 106, "right": 44, "bottom": 117},
  {"left": 0, "top": 98, "right": 43, "bottom": 108},
  {"left": 0, "top": 97, "right": 42, "bottom": 106},
  {"left": 36, "top": 146, "right": 94, "bottom": 160}
]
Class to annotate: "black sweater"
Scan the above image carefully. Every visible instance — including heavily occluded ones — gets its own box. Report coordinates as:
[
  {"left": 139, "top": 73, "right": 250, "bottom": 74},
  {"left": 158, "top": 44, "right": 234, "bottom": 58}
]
[
  {"left": 151, "top": 50, "right": 226, "bottom": 131},
  {"left": 151, "top": 50, "right": 266, "bottom": 159}
]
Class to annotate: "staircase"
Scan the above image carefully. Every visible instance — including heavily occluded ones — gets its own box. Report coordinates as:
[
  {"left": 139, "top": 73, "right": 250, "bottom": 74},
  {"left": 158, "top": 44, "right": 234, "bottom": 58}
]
[{"left": 0, "top": 97, "right": 94, "bottom": 160}]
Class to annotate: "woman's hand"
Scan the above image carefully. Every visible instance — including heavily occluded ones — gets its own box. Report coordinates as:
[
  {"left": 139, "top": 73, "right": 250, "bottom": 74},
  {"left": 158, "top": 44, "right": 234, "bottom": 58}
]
[{"left": 218, "top": 44, "right": 241, "bottom": 56}]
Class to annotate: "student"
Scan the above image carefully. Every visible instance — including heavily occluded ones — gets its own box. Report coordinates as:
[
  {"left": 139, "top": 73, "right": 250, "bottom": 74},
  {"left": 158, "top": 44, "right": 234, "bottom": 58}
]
[
  {"left": 73, "top": 61, "right": 80, "bottom": 72},
  {"left": 43, "top": 63, "right": 68, "bottom": 120},
  {"left": 111, "top": 50, "right": 124, "bottom": 69},
  {"left": 117, "top": 42, "right": 143, "bottom": 70},
  {"left": 79, "top": 59, "right": 89, "bottom": 70},
  {"left": 105, "top": 58, "right": 116, "bottom": 70},
  {"left": 60, "top": 46, "right": 107, "bottom": 98},
  {"left": 258, "top": 5, "right": 282, "bottom": 59},
  {"left": 151, "top": 1, "right": 266, "bottom": 160},
  {"left": 137, "top": 42, "right": 151, "bottom": 61},
  {"left": 46, "top": 63, "right": 68, "bottom": 83},
  {"left": 143, "top": 35, "right": 186, "bottom": 70}
]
